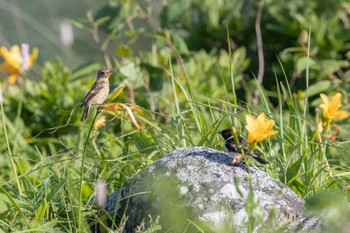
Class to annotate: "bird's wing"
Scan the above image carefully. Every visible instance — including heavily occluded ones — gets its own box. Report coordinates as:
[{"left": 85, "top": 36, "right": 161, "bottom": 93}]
[
  {"left": 225, "top": 139, "right": 240, "bottom": 152},
  {"left": 226, "top": 137, "right": 252, "bottom": 154},
  {"left": 81, "top": 81, "right": 104, "bottom": 107}
]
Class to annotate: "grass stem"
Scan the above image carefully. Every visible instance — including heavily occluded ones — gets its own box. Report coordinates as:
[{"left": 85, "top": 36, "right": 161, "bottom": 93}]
[
  {"left": 77, "top": 111, "right": 99, "bottom": 232},
  {"left": 0, "top": 101, "right": 23, "bottom": 196}
]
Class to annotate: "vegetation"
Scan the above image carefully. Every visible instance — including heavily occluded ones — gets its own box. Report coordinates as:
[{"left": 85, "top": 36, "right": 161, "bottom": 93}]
[{"left": 0, "top": 0, "right": 350, "bottom": 232}]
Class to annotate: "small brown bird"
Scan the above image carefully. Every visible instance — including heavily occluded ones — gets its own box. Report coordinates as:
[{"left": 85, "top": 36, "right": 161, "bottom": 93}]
[{"left": 81, "top": 68, "right": 113, "bottom": 121}]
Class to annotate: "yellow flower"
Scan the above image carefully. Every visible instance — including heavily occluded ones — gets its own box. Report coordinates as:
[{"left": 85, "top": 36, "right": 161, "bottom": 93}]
[
  {"left": 319, "top": 93, "right": 349, "bottom": 120},
  {"left": 0, "top": 44, "right": 38, "bottom": 84},
  {"left": 245, "top": 112, "right": 278, "bottom": 144},
  {"left": 91, "top": 115, "right": 106, "bottom": 138},
  {"left": 94, "top": 115, "right": 106, "bottom": 130}
]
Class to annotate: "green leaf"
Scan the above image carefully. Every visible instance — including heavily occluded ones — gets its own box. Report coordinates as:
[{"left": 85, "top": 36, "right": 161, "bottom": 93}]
[
  {"left": 142, "top": 224, "right": 162, "bottom": 233},
  {"left": 320, "top": 59, "right": 350, "bottom": 73},
  {"left": 31, "top": 220, "right": 59, "bottom": 232},
  {"left": 95, "top": 16, "right": 111, "bottom": 26},
  {"left": 124, "top": 28, "right": 145, "bottom": 38},
  {"left": 286, "top": 155, "right": 304, "bottom": 183},
  {"left": 171, "top": 33, "right": 189, "bottom": 55},
  {"left": 17, "top": 158, "right": 27, "bottom": 174},
  {"left": 69, "top": 19, "right": 86, "bottom": 29},
  {"left": 116, "top": 45, "right": 133, "bottom": 57},
  {"left": 307, "top": 80, "right": 332, "bottom": 97},
  {"left": 0, "top": 193, "right": 24, "bottom": 213},
  {"left": 0, "top": 187, "right": 31, "bottom": 228},
  {"left": 296, "top": 56, "right": 316, "bottom": 73},
  {"left": 46, "top": 179, "right": 67, "bottom": 201},
  {"left": 106, "top": 85, "right": 124, "bottom": 103},
  {"left": 32, "top": 197, "right": 47, "bottom": 227},
  {"left": 132, "top": 130, "right": 157, "bottom": 155},
  {"left": 82, "top": 182, "right": 93, "bottom": 199}
]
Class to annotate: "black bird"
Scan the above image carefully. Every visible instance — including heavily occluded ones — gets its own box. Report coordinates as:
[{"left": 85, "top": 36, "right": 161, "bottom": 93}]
[{"left": 218, "top": 128, "right": 267, "bottom": 165}]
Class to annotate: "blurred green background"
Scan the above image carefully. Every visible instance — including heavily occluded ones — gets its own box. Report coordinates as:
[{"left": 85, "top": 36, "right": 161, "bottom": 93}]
[
  {"left": 0, "top": 0, "right": 350, "bottom": 232},
  {"left": 0, "top": 0, "right": 108, "bottom": 66}
]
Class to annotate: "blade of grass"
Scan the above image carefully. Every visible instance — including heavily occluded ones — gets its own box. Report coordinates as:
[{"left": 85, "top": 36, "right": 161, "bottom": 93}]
[
  {"left": 225, "top": 21, "right": 237, "bottom": 126},
  {"left": 252, "top": 74, "right": 271, "bottom": 115},
  {"left": 0, "top": 186, "right": 30, "bottom": 228},
  {"left": 225, "top": 21, "right": 237, "bottom": 106},
  {"left": 179, "top": 59, "right": 204, "bottom": 134},
  {"left": 77, "top": 111, "right": 99, "bottom": 232},
  {"left": 0, "top": 99, "right": 23, "bottom": 195},
  {"left": 169, "top": 55, "right": 186, "bottom": 147},
  {"left": 32, "top": 197, "right": 47, "bottom": 228},
  {"left": 302, "top": 27, "right": 311, "bottom": 150},
  {"left": 274, "top": 72, "right": 287, "bottom": 182}
]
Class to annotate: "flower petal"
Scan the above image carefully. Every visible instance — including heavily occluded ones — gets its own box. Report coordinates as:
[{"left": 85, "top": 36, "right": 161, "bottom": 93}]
[
  {"left": 329, "top": 93, "right": 342, "bottom": 110},
  {"left": 7, "top": 45, "right": 22, "bottom": 68},
  {"left": 320, "top": 93, "right": 329, "bottom": 105},
  {"left": 245, "top": 114, "right": 257, "bottom": 132},
  {"left": 7, "top": 74, "right": 18, "bottom": 84},
  {"left": 0, "top": 62, "right": 20, "bottom": 74},
  {"left": 256, "top": 112, "right": 266, "bottom": 123},
  {"left": 262, "top": 119, "right": 274, "bottom": 131},
  {"left": 331, "top": 110, "right": 349, "bottom": 120},
  {"left": 0, "top": 45, "right": 22, "bottom": 76},
  {"left": 28, "top": 47, "right": 39, "bottom": 66},
  {"left": 119, "top": 104, "right": 141, "bottom": 131},
  {"left": 265, "top": 129, "right": 278, "bottom": 137},
  {"left": 319, "top": 93, "right": 349, "bottom": 120},
  {"left": 94, "top": 116, "right": 106, "bottom": 130},
  {"left": 245, "top": 112, "right": 278, "bottom": 144}
]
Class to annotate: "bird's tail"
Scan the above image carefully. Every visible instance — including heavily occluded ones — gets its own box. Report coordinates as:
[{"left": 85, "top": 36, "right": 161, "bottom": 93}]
[
  {"left": 81, "top": 107, "right": 89, "bottom": 121},
  {"left": 252, "top": 155, "right": 268, "bottom": 165}
]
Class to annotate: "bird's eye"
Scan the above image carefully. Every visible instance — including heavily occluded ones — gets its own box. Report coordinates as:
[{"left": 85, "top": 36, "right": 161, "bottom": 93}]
[{"left": 101, "top": 72, "right": 105, "bottom": 75}]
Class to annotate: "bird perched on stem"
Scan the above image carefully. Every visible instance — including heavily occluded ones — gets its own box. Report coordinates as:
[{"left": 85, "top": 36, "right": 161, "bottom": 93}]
[
  {"left": 218, "top": 128, "right": 267, "bottom": 165},
  {"left": 81, "top": 68, "right": 113, "bottom": 121}
]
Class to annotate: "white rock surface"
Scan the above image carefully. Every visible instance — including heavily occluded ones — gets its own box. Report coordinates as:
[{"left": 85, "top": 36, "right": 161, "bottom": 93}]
[{"left": 106, "top": 147, "right": 320, "bottom": 232}]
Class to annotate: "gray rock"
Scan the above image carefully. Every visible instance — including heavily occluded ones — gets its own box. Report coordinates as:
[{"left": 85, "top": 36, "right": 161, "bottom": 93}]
[{"left": 106, "top": 147, "right": 321, "bottom": 232}]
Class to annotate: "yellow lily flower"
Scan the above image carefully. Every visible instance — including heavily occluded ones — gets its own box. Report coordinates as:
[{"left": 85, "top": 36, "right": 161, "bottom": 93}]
[
  {"left": 319, "top": 93, "right": 349, "bottom": 121},
  {"left": 0, "top": 44, "right": 38, "bottom": 84},
  {"left": 245, "top": 112, "right": 278, "bottom": 144},
  {"left": 91, "top": 115, "right": 107, "bottom": 138},
  {"left": 93, "top": 115, "right": 106, "bottom": 130}
]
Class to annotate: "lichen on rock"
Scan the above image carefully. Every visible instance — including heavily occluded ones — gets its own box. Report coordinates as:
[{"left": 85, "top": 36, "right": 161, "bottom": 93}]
[{"left": 106, "top": 147, "right": 320, "bottom": 232}]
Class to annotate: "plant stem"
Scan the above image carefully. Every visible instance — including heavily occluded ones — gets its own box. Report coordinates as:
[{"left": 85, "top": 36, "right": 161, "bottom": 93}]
[
  {"left": 320, "top": 134, "right": 333, "bottom": 178},
  {"left": 77, "top": 111, "right": 99, "bottom": 232},
  {"left": 225, "top": 21, "right": 237, "bottom": 127},
  {"left": 252, "top": 0, "right": 265, "bottom": 106},
  {"left": 0, "top": 101, "right": 23, "bottom": 196}
]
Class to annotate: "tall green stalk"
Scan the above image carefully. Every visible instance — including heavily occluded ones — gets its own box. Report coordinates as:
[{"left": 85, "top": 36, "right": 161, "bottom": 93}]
[
  {"left": 225, "top": 22, "right": 237, "bottom": 127},
  {"left": 77, "top": 111, "right": 99, "bottom": 232},
  {"left": 0, "top": 100, "right": 23, "bottom": 196},
  {"left": 302, "top": 28, "right": 312, "bottom": 150}
]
